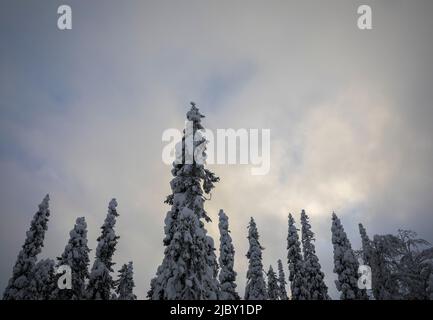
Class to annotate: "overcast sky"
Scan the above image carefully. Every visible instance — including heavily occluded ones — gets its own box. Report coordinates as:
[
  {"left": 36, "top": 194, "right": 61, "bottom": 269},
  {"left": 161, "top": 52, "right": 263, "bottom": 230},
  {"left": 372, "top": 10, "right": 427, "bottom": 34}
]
[{"left": 1, "top": 0, "right": 433, "bottom": 299}]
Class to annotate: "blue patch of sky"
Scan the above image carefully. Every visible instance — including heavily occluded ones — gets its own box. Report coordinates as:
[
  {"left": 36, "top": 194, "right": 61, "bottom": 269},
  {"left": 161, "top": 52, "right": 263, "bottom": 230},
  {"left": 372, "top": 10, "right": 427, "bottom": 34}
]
[{"left": 199, "top": 61, "right": 256, "bottom": 113}]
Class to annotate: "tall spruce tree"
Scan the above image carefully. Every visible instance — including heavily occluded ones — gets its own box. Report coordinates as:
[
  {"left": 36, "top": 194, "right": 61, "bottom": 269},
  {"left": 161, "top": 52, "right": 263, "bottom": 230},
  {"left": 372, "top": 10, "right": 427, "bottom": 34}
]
[
  {"left": 300, "top": 210, "right": 329, "bottom": 300},
  {"left": 267, "top": 265, "right": 280, "bottom": 300},
  {"left": 53, "top": 217, "right": 90, "bottom": 300},
  {"left": 115, "top": 262, "right": 136, "bottom": 300},
  {"left": 218, "top": 209, "right": 240, "bottom": 300},
  {"left": 148, "top": 103, "right": 220, "bottom": 300},
  {"left": 358, "top": 223, "right": 377, "bottom": 299},
  {"left": 87, "top": 199, "right": 120, "bottom": 300},
  {"left": 205, "top": 236, "right": 220, "bottom": 299},
  {"left": 331, "top": 212, "right": 368, "bottom": 300},
  {"left": 277, "top": 259, "right": 288, "bottom": 300},
  {"left": 287, "top": 213, "right": 309, "bottom": 300},
  {"left": 244, "top": 217, "right": 267, "bottom": 300},
  {"left": 3, "top": 195, "right": 51, "bottom": 300}
]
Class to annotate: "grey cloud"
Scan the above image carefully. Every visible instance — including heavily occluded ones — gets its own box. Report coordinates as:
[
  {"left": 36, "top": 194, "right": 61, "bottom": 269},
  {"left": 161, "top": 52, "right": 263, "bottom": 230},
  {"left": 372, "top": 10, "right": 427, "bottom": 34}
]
[{"left": 1, "top": 0, "right": 433, "bottom": 299}]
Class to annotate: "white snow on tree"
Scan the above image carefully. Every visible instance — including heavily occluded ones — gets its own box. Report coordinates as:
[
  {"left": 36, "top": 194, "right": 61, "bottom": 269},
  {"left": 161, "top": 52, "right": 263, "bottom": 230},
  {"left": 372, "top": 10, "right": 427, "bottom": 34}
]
[
  {"left": 218, "top": 209, "right": 240, "bottom": 300},
  {"left": 362, "top": 229, "right": 433, "bottom": 300},
  {"left": 331, "top": 212, "right": 368, "bottom": 300},
  {"left": 28, "top": 259, "right": 56, "bottom": 300},
  {"left": 358, "top": 223, "right": 383, "bottom": 299},
  {"left": 204, "top": 236, "right": 221, "bottom": 299},
  {"left": 148, "top": 103, "right": 220, "bottom": 300},
  {"left": 277, "top": 259, "right": 288, "bottom": 300},
  {"left": 3, "top": 194, "right": 51, "bottom": 300},
  {"left": 244, "top": 217, "right": 267, "bottom": 300},
  {"left": 358, "top": 223, "right": 374, "bottom": 267},
  {"left": 115, "top": 261, "right": 137, "bottom": 300},
  {"left": 300, "top": 210, "right": 329, "bottom": 300},
  {"left": 358, "top": 223, "right": 377, "bottom": 299},
  {"left": 287, "top": 213, "right": 309, "bottom": 300},
  {"left": 267, "top": 265, "right": 280, "bottom": 300},
  {"left": 393, "top": 230, "right": 432, "bottom": 299},
  {"left": 87, "top": 199, "right": 120, "bottom": 300},
  {"left": 52, "top": 217, "right": 90, "bottom": 300}
]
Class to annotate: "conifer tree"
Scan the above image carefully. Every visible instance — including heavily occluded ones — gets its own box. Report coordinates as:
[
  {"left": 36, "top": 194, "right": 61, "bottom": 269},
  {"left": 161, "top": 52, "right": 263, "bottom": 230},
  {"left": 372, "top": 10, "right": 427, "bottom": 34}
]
[
  {"left": 287, "top": 213, "right": 309, "bottom": 300},
  {"left": 218, "top": 209, "right": 240, "bottom": 300},
  {"left": 29, "top": 259, "right": 56, "bottom": 300},
  {"left": 277, "top": 259, "right": 288, "bottom": 300},
  {"left": 148, "top": 103, "right": 220, "bottom": 300},
  {"left": 53, "top": 217, "right": 90, "bottom": 300},
  {"left": 359, "top": 223, "right": 381, "bottom": 299},
  {"left": 3, "top": 195, "right": 51, "bottom": 300},
  {"left": 244, "top": 217, "right": 267, "bottom": 300},
  {"left": 87, "top": 199, "right": 120, "bottom": 300},
  {"left": 267, "top": 265, "right": 280, "bottom": 300},
  {"left": 115, "top": 262, "right": 136, "bottom": 300},
  {"left": 300, "top": 210, "right": 329, "bottom": 300},
  {"left": 332, "top": 212, "right": 368, "bottom": 300},
  {"left": 359, "top": 223, "right": 374, "bottom": 266},
  {"left": 370, "top": 234, "right": 402, "bottom": 299},
  {"left": 204, "top": 236, "right": 220, "bottom": 299}
]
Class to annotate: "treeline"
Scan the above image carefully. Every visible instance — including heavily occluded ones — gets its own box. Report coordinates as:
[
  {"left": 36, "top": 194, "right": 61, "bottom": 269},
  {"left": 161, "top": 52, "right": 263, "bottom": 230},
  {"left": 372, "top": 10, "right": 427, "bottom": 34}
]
[
  {"left": 3, "top": 103, "right": 433, "bottom": 300},
  {"left": 2, "top": 196, "right": 136, "bottom": 300}
]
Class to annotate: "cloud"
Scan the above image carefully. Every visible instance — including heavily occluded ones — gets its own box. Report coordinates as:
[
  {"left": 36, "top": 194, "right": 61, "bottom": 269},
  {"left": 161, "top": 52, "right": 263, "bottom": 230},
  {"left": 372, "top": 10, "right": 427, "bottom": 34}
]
[{"left": 1, "top": 0, "right": 433, "bottom": 299}]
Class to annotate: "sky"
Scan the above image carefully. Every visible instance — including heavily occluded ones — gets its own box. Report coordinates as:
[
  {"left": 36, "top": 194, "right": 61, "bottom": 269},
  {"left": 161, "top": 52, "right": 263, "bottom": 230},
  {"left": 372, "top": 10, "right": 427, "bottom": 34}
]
[{"left": 1, "top": 0, "right": 433, "bottom": 299}]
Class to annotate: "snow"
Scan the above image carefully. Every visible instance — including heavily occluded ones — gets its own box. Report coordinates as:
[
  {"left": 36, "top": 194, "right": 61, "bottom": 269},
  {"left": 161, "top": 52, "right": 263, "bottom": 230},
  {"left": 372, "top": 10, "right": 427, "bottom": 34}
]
[
  {"left": 277, "top": 259, "right": 288, "bottom": 300},
  {"left": 266, "top": 265, "right": 279, "bottom": 300},
  {"left": 52, "top": 217, "right": 90, "bottom": 300},
  {"left": 87, "top": 199, "right": 119, "bottom": 300},
  {"left": 148, "top": 103, "right": 220, "bottom": 300},
  {"left": 301, "top": 210, "right": 329, "bottom": 300},
  {"left": 244, "top": 217, "right": 267, "bottom": 300},
  {"left": 115, "top": 262, "right": 137, "bottom": 300},
  {"left": 3, "top": 195, "right": 51, "bottom": 300},
  {"left": 332, "top": 212, "right": 368, "bottom": 300},
  {"left": 218, "top": 209, "right": 240, "bottom": 300},
  {"left": 287, "top": 213, "right": 309, "bottom": 300}
]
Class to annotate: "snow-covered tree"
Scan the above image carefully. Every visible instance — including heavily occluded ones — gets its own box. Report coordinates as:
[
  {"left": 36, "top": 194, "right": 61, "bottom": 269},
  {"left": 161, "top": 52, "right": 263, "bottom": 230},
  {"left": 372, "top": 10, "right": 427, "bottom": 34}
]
[
  {"left": 358, "top": 223, "right": 378, "bottom": 299},
  {"left": 218, "top": 209, "right": 240, "bottom": 300},
  {"left": 277, "top": 259, "right": 288, "bottom": 300},
  {"left": 115, "top": 262, "right": 136, "bottom": 300},
  {"left": 28, "top": 259, "right": 56, "bottom": 300},
  {"left": 148, "top": 103, "right": 220, "bottom": 300},
  {"left": 331, "top": 212, "right": 368, "bottom": 300},
  {"left": 370, "top": 234, "right": 402, "bottom": 300},
  {"left": 300, "top": 210, "right": 329, "bottom": 300},
  {"left": 205, "top": 236, "right": 220, "bottom": 299},
  {"left": 267, "top": 265, "right": 280, "bottom": 300},
  {"left": 359, "top": 223, "right": 374, "bottom": 266},
  {"left": 287, "top": 213, "right": 309, "bottom": 300},
  {"left": 87, "top": 199, "right": 120, "bottom": 300},
  {"left": 52, "top": 217, "right": 90, "bottom": 300},
  {"left": 245, "top": 217, "right": 267, "bottom": 300},
  {"left": 3, "top": 195, "right": 51, "bottom": 300},
  {"left": 360, "top": 229, "right": 433, "bottom": 300},
  {"left": 393, "top": 230, "right": 432, "bottom": 300}
]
